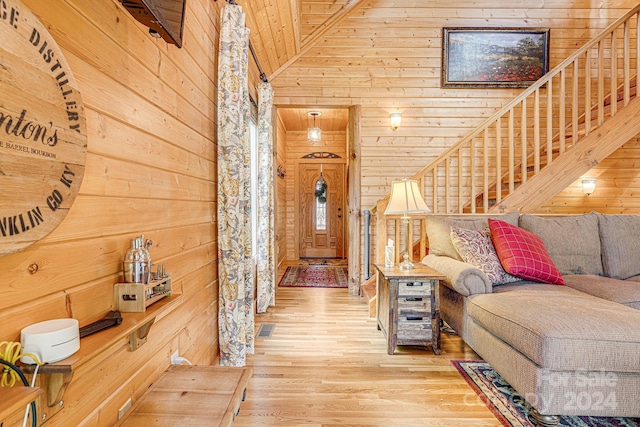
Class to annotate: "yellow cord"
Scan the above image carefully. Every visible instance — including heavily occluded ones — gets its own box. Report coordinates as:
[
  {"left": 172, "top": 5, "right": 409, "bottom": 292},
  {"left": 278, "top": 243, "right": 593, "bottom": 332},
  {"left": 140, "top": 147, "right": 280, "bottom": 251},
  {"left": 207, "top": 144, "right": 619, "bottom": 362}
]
[{"left": 0, "top": 341, "right": 43, "bottom": 387}]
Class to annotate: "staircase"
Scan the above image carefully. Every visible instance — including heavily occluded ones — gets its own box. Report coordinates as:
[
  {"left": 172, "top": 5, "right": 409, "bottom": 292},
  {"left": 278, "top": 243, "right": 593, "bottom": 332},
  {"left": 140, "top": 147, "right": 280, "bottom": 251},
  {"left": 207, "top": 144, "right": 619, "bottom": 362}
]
[
  {"left": 370, "top": 4, "right": 640, "bottom": 269},
  {"left": 469, "top": 77, "right": 638, "bottom": 212}
]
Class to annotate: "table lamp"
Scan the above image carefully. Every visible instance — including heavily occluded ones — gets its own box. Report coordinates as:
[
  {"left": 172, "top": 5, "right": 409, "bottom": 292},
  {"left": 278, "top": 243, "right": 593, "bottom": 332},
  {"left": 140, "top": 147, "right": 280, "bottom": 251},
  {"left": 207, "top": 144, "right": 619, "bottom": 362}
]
[{"left": 384, "top": 179, "right": 431, "bottom": 270}]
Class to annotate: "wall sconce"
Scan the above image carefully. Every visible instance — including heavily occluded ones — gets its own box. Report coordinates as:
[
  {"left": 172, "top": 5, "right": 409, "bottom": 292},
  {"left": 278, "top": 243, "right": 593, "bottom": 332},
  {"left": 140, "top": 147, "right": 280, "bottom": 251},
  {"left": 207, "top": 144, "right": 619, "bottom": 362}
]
[
  {"left": 307, "top": 111, "right": 322, "bottom": 143},
  {"left": 582, "top": 179, "right": 596, "bottom": 195},
  {"left": 277, "top": 165, "right": 286, "bottom": 179},
  {"left": 390, "top": 113, "right": 402, "bottom": 131}
]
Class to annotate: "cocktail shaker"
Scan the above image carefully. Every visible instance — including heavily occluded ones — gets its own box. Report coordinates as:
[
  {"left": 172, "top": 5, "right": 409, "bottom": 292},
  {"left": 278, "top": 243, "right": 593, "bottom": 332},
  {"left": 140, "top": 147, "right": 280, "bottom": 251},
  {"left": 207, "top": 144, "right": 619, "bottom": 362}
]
[{"left": 123, "top": 236, "right": 152, "bottom": 283}]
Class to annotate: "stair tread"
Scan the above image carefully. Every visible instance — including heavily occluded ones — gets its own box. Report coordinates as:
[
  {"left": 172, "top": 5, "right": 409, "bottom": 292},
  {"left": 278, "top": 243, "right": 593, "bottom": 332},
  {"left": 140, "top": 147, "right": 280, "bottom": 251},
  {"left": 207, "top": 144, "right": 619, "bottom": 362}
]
[{"left": 361, "top": 281, "right": 376, "bottom": 301}]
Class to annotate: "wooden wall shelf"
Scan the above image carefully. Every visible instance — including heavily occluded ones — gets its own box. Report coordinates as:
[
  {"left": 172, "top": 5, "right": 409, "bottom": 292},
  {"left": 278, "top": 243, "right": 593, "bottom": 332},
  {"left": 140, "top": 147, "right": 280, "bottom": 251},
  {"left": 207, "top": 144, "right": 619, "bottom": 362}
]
[{"left": 20, "top": 294, "right": 183, "bottom": 423}]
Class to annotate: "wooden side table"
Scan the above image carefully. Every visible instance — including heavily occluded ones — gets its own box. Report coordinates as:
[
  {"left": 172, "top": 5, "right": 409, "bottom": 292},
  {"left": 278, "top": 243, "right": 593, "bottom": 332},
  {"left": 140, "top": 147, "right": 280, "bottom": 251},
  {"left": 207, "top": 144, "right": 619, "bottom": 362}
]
[{"left": 375, "top": 264, "right": 446, "bottom": 355}]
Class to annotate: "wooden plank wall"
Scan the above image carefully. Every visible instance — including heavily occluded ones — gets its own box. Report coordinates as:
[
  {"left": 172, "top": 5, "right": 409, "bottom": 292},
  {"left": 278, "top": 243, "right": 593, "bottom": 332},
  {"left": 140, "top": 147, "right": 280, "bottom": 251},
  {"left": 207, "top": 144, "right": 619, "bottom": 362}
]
[
  {"left": 0, "top": 0, "right": 261, "bottom": 425},
  {"left": 284, "top": 131, "right": 347, "bottom": 260},
  {"left": 542, "top": 135, "right": 640, "bottom": 213},
  {"left": 271, "top": 0, "right": 640, "bottom": 215},
  {"left": 300, "top": 0, "right": 351, "bottom": 42}
]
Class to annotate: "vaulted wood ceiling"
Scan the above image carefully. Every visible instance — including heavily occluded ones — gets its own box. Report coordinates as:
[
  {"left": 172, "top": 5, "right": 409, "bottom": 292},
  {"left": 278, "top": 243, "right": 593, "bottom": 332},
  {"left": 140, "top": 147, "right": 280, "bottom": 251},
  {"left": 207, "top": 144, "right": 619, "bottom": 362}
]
[
  {"left": 237, "top": 0, "right": 360, "bottom": 131},
  {"left": 239, "top": 0, "right": 364, "bottom": 81}
]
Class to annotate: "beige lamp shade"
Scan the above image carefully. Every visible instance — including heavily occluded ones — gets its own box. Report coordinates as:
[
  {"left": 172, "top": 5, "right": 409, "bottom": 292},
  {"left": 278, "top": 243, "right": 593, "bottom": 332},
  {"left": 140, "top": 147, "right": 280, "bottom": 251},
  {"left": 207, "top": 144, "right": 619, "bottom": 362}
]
[{"left": 384, "top": 179, "right": 431, "bottom": 215}]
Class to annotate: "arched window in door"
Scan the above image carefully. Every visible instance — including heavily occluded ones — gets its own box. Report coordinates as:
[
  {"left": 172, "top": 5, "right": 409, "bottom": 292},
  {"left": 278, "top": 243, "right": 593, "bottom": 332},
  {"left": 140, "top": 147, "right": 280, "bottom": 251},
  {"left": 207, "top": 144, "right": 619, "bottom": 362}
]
[{"left": 315, "top": 172, "right": 327, "bottom": 231}]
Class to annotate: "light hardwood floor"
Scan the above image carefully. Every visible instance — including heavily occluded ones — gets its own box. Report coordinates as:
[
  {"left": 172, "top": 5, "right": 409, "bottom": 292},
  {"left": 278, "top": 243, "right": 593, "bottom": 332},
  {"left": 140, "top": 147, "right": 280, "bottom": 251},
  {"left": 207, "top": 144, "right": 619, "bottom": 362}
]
[{"left": 233, "top": 267, "right": 502, "bottom": 426}]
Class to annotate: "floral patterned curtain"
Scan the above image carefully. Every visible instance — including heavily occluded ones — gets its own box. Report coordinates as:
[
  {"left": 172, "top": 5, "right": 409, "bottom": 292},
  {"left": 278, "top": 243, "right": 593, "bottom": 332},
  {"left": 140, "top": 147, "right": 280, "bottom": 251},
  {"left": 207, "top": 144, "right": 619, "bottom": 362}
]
[
  {"left": 256, "top": 82, "right": 275, "bottom": 313},
  {"left": 217, "top": 3, "right": 254, "bottom": 367}
]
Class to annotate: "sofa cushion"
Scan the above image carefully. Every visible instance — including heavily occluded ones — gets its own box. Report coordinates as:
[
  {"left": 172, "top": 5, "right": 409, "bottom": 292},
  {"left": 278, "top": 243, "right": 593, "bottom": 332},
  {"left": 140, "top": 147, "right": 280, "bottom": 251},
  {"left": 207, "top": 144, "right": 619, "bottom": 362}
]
[
  {"left": 563, "top": 274, "right": 640, "bottom": 310},
  {"left": 596, "top": 213, "right": 640, "bottom": 279},
  {"left": 519, "top": 213, "right": 603, "bottom": 276},
  {"left": 488, "top": 219, "right": 565, "bottom": 285},
  {"left": 450, "top": 227, "right": 519, "bottom": 285},
  {"left": 468, "top": 284, "right": 640, "bottom": 372},
  {"left": 426, "top": 213, "right": 519, "bottom": 261}
]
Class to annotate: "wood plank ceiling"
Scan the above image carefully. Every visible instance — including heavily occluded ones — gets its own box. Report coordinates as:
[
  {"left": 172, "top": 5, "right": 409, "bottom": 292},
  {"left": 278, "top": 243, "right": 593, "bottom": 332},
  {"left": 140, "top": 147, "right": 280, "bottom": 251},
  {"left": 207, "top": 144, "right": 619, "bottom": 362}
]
[
  {"left": 278, "top": 107, "right": 349, "bottom": 132},
  {"left": 238, "top": 0, "right": 362, "bottom": 130},
  {"left": 240, "top": 0, "right": 361, "bottom": 78}
]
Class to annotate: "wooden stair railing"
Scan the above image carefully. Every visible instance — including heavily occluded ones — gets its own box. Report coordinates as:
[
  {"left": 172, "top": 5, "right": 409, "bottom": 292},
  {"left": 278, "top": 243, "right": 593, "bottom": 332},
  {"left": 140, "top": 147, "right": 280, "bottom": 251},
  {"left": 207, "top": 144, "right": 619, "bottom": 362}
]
[
  {"left": 493, "top": 94, "right": 640, "bottom": 212},
  {"left": 370, "top": 5, "right": 640, "bottom": 268},
  {"left": 470, "top": 77, "right": 638, "bottom": 211}
]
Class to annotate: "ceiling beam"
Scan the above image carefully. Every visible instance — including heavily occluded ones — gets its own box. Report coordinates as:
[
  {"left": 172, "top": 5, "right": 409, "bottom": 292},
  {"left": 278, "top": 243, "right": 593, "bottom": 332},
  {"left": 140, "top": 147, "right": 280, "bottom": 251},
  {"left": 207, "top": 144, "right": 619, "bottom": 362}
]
[
  {"left": 289, "top": 0, "right": 301, "bottom": 54},
  {"left": 269, "top": 0, "right": 367, "bottom": 81}
]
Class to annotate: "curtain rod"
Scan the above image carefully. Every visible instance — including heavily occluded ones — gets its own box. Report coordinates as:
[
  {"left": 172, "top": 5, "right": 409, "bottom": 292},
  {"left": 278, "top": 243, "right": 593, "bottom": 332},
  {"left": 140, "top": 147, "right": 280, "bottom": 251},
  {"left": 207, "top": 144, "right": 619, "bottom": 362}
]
[{"left": 226, "top": 0, "right": 268, "bottom": 83}]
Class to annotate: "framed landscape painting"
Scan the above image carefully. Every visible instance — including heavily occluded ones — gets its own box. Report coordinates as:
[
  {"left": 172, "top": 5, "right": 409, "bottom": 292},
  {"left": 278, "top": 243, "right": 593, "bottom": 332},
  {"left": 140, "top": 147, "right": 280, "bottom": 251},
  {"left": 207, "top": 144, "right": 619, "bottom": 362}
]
[{"left": 441, "top": 27, "right": 550, "bottom": 88}]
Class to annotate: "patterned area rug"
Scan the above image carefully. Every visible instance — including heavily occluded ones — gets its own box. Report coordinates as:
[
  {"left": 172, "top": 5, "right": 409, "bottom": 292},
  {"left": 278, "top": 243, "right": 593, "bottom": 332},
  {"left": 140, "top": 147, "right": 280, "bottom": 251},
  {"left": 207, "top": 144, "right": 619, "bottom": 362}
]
[
  {"left": 298, "top": 258, "right": 348, "bottom": 266},
  {"left": 452, "top": 360, "right": 640, "bottom": 427},
  {"left": 278, "top": 265, "right": 348, "bottom": 288}
]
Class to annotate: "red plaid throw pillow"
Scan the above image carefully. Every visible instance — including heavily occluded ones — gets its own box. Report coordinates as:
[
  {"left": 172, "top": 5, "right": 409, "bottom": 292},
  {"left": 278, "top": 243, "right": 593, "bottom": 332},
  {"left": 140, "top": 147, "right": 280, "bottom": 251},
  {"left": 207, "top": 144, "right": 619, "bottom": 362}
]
[{"left": 488, "top": 219, "right": 565, "bottom": 285}]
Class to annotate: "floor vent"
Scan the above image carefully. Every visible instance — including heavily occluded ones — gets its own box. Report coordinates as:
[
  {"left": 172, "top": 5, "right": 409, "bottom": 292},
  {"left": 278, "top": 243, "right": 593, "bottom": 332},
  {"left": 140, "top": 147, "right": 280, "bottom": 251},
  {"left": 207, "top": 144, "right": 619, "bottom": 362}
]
[{"left": 256, "top": 323, "right": 275, "bottom": 338}]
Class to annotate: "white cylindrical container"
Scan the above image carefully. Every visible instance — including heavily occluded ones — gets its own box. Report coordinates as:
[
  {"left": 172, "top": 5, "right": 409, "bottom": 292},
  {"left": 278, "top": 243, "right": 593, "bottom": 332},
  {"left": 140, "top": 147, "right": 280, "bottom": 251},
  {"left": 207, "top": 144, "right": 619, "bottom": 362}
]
[
  {"left": 385, "top": 245, "right": 394, "bottom": 267},
  {"left": 20, "top": 318, "right": 80, "bottom": 364}
]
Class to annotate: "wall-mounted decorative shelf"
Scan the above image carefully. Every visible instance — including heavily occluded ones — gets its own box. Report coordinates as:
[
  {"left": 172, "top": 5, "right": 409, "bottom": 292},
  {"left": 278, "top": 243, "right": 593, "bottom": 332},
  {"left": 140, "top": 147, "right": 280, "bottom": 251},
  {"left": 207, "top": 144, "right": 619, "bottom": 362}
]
[{"left": 20, "top": 293, "right": 182, "bottom": 424}]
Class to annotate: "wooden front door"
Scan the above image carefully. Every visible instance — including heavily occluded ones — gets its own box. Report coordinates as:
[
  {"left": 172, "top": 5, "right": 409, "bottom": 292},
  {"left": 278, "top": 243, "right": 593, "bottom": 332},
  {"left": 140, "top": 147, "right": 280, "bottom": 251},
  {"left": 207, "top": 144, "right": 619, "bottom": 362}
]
[{"left": 298, "top": 162, "right": 346, "bottom": 258}]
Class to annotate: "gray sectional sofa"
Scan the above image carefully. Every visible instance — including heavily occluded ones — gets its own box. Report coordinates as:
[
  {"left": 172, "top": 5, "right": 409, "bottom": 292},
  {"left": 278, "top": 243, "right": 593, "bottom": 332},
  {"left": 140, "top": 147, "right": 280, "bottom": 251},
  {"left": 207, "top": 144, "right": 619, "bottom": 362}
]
[{"left": 423, "top": 212, "right": 640, "bottom": 426}]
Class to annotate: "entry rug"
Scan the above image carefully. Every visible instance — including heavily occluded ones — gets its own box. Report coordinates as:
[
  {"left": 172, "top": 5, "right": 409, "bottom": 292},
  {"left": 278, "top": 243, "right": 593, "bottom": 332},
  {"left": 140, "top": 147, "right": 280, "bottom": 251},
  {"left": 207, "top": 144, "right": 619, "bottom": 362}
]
[
  {"left": 298, "top": 258, "right": 348, "bottom": 266},
  {"left": 278, "top": 265, "right": 348, "bottom": 288},
  {"left": 452, "top": 360, "right": 640, "bottom": 427}
]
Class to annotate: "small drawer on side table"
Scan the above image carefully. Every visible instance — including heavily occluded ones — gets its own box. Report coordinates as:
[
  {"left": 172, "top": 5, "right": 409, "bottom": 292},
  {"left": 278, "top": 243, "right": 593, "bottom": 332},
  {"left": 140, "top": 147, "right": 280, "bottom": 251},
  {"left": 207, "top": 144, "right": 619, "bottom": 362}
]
[
  {"left": 398, "top": 280, "right": 430, "bottom": 296},
  {"left": 397, "top": 314, "right": 432, "bottom": 341},
  {"left": 398, "top": 296, "right": 431, "bottom": 313}
]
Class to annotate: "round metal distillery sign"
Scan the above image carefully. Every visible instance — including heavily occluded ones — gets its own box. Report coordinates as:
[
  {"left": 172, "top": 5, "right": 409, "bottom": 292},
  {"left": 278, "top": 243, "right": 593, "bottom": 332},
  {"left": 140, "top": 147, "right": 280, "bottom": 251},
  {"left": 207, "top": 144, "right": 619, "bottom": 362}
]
[{"left": 0, "top": 0, "right": 87, "bottom": 256}]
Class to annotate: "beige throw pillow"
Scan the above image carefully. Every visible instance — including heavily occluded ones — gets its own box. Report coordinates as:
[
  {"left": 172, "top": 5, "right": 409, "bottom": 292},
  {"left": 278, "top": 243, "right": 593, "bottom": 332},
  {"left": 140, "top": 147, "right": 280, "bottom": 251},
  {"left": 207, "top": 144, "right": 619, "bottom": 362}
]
[{"left": 426, "top": 213, "right": 520, "bottom": 260}]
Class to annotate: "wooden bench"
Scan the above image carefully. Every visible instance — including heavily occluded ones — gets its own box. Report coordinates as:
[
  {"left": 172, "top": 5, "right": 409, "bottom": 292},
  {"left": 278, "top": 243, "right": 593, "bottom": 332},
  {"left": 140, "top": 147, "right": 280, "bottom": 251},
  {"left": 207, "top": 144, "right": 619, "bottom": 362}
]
[{"left": 119, "top": 365, "right": 251, "bottom": 426}]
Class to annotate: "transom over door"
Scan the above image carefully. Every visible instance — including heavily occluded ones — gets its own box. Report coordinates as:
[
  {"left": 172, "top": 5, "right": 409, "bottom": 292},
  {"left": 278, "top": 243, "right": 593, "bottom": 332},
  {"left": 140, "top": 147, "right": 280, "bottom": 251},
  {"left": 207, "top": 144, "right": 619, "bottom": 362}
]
[{"left": 298, "top": 162, "right": 345, "bottom": 258}]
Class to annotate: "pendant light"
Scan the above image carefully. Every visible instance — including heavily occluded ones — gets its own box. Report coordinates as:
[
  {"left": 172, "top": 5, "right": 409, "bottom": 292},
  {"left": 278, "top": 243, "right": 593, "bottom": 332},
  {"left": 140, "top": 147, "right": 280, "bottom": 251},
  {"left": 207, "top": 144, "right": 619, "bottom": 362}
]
[{"left": 308, "top": 111, "right": 322, "bottom": 143}]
